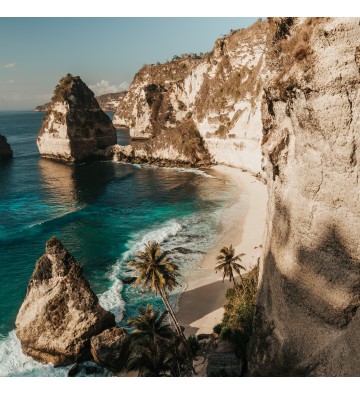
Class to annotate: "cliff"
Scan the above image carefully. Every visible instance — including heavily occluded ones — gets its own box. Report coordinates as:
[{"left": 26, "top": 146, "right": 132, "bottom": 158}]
[
  {"left": 250, "top": 17, "right": 360, "bottom": 376},
  {"left": 35, "top": 103, "right": 52, "bottom": 112},
  {"left": 37, "top": 74, "right": 117, "bottom": 162},
  {"left": 16, "top": 237, "right": 115, "bottom": 366},
  {"left": 0, "top": 134, "right": 13, "bottom": 159},
  {"left": 35, "top": 91, "right": 127, "bottom": 113},
  {"left": 113, "top": 19, "right": 267, "bottom": 174},
  {"left": 95, "top": 91, "right": 127, "bottom": 112}
]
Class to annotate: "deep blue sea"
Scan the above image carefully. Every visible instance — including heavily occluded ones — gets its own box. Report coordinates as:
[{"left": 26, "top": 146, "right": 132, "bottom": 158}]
[{"left": 0, "top": 111, "right": 239, "bottom": 376}]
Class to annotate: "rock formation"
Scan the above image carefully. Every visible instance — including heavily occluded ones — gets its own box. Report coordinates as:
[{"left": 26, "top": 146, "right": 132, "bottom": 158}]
[
  {"left": 95, "top": 91, "right": 127, "bottom": 112},
  {"left": 90, "top": 327, "right": 131, "bottom": 372},
  {"left": 0, "top": 134, "right": 13, "bottom": 159},
  {"left": 16, "top": 237, "right": 115, "bottom": 366},
  {"left": 37, "top": 74, "right": 117, "bottom": 162},
  {"left": 250, "top": 17, "right": 360, "bottom": 376},
  {"left": 113, "top": 19, "right": 267, "bottom": 173},
  {"left": 35, "top": 102, "right": 51, "bottom": 112},
  {"left": 35, "top": 91, "right": 127, "bottom": 113}
]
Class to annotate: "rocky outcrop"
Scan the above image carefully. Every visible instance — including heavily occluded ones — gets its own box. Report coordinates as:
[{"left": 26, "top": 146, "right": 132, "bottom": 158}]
[
  {"left": 95, "top": 92, "right": 127, "bottom": 112},
  {"left": 113, "top": 19, "right": 267, "bottom": 174},
  {"left": 108, "top": 118, "right": 211, "bottom": 167},
  {"left": 37, "top": 74, "right": 116, "bottom": 162},
  {"left": 35, "top": 103, "right": 51, "bottom": 112},
  {"left": 0, "top": 134, "right": 13, "bottom": 159},
  {"left": 250, "top": 18, "right": 360, "bottom": 376},
  {"left": 15, "top": 237, "right": 115, "bottom": 366},
  {"left": 35, "top": 91, "right": 127, "bottom": 113},
  {"left": 90, "top": 327, "right": 131, "bottom": 372}
]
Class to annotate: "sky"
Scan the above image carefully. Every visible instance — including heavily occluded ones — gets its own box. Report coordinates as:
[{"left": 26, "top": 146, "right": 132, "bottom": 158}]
[{"left": 0, "top": 17, "right": 260, "bottom": 111}]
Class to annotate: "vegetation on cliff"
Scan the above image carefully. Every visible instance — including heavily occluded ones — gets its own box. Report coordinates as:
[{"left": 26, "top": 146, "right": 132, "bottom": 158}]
[{"left": 214, "top": 265, "right": 259, "bottom": 368}]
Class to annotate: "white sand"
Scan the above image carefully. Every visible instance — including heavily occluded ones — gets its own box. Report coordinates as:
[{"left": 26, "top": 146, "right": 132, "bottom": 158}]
[{"left": 177, "top": 165, "right": 267, "bottom": 336}]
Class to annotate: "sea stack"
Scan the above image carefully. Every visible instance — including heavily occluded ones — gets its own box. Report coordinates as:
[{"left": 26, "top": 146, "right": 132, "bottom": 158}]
[
  {"left": 37, "top": 74, "right": 116, "bottom": 162},
  {"left": 0, "top": 134, "right": 13, "bottom": 159},
  {"left": 15, "top": 237, "right": 115, "bottom": 366}
]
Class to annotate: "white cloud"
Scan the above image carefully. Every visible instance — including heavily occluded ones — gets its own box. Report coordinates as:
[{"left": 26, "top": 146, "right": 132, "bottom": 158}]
[
  {"left": 3, "top": 63, "right": 16, "bottom": 68},
  {"left": 0, "top": 80, "right": 15, "bottom": 84},
  {"left": 89, "top": 80, "right": 129, "bottom": 96}
]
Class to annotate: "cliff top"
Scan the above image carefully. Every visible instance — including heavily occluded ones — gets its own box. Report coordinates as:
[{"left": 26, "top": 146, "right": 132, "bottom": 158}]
[{"left": 51, "top": 73, "right": 99, "bottom": 109}]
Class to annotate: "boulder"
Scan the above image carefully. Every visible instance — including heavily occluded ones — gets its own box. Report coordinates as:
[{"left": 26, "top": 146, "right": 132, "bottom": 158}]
[
  {"left": 0, "top": 134, "right": 13, "bottom": 159},
  {"left": 90, "top": 327, "right": 131, "bottom": 372},
  {"left": 37, "top": 73, "right": 116, "bottom": 162},
  {"left": 15, "top": 237, "right": 115, "bottom": 366}
]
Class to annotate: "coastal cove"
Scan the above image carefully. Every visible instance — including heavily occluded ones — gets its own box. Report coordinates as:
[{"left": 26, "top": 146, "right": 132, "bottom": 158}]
[{"left": 0, "top": 111, "right": 261, "bottom": 376}]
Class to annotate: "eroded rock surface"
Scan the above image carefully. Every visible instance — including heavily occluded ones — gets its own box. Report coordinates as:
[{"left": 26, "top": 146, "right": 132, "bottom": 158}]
[
  {"left": 250, "top": 17, "right": 360, "bottom": 376},
  {"left": 90, "top": 327, "right": 131, "bottom": 372},
  {"left": 113, "top": 19, "right": 267, "bottom": 173},
  {"left": 16, "top": 237, "right": 115, "bottom": 366},
  {"left": 37, "top": 74, "right": 116, "bottom": 162}
]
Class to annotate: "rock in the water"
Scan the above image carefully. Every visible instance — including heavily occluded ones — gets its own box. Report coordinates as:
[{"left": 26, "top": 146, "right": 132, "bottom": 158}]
[
  {"left": 90, "top": 327, "right": 131, "bottom": 372},
  {"left": 15, "top": 237, "right": 116, "bottom": 366},
  {"left": 0, "top": 134, "right": 13, "bottom": 159},
  {"left": 37, "top": 73, "right": 116, "bottom": 162},
  {"left": 122, "top": 276, "right": 137, "bottom": 285}
]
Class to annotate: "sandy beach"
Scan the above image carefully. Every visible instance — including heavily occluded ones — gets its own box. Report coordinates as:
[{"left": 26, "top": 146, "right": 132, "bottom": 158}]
[{"left": 177, "top": 165, "right": 267, "bottom": 336}]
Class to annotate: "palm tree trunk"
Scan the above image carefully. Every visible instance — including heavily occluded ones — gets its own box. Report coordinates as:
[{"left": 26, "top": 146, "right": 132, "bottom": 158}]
[{"left": 159, "top": 289, "right": 195, "bottom": 371}]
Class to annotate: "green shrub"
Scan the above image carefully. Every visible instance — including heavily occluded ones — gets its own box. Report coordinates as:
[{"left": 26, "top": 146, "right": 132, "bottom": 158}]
[{"left": 219, "top": 266, "right": 259, "bottom": 358}]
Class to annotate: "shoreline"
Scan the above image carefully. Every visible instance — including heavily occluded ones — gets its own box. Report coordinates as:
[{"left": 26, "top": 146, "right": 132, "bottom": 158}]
[{"left": 177, "top": 165, "right": 267, "bottom": 336}]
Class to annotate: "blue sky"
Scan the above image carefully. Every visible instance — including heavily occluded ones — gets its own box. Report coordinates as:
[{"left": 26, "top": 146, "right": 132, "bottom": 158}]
[{"left": 0, "top": 18, "right": 259, "bottom": 110}]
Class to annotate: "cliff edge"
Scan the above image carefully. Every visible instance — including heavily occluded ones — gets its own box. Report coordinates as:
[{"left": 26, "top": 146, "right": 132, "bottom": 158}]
[
  {"left": 250, "top": 17, "right": 360, "bottom": 376},
  {"left": 113, "top": 19, "right": 267, "bottom": 174}
]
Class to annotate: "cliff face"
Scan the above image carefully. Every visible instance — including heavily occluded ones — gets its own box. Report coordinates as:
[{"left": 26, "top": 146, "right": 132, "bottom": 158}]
[
  {"left": 113, "top": 19, "right": 267, "bottom": 173},
  {"left": 37, "top": 74, "right": 116, "bottom": 162},
  {"left": 250, "top": 17, "right": 360, "bottom": 376},
  {"left": 16, "top": 237, "right": 115, "bottom": 366},
  {"left": 35, "top": 91, "right": 127, "bottom": 113},
  {"left": 0, "top": 134, "right": 13, "bottom": 159}
]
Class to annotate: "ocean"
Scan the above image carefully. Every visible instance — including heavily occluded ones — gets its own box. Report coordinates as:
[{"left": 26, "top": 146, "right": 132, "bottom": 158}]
[{"left": 0, "top": 111, "right": 240, "bottom": 376}]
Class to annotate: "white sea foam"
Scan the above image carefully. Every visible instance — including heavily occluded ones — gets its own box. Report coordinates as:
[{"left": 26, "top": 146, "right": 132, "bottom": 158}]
[
  {"left": 97, "top": 219, "right": 183, "bottom": 323},
  {"left": 122, "top": 219, "right": 182, "bottom": 261},
  {"left": 0, "top": 331, "right": 68, "bottom": 377},
  {"left": 98, "top": 263, "right": 125, "bottom": 323},
  {"left": 173, "top": 167, "right": 215, "bottom": 178}
]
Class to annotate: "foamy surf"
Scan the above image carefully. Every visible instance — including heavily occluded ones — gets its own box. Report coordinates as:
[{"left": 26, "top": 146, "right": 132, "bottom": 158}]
[
  {"left": 0, "top": 331, "right": 68, "bottom": 377},
  {"left": 97, "top": 219, "right": 183, "bottom": 322}
]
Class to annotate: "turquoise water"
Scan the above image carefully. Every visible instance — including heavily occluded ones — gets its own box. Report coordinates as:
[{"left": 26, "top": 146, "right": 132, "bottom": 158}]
[{"left": 0, "top": 111, "right": 238, "bottom": 376}]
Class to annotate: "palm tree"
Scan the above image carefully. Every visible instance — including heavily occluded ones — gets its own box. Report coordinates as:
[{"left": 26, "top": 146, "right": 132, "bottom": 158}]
[
  {"left": 127, "top": 304, "right": 188, "bottom": 377},
  {"left": 127, "top": 341, "right": 184, "bottom": 377},
  {"left": 128, "top": 241, "right": 194, "bottom": 366},
  {"left": 215, "top": 244, "right": 246, "bottom": 286},
  {"left": 127, "top": 304, "right": 174, "bottom": 351}
]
